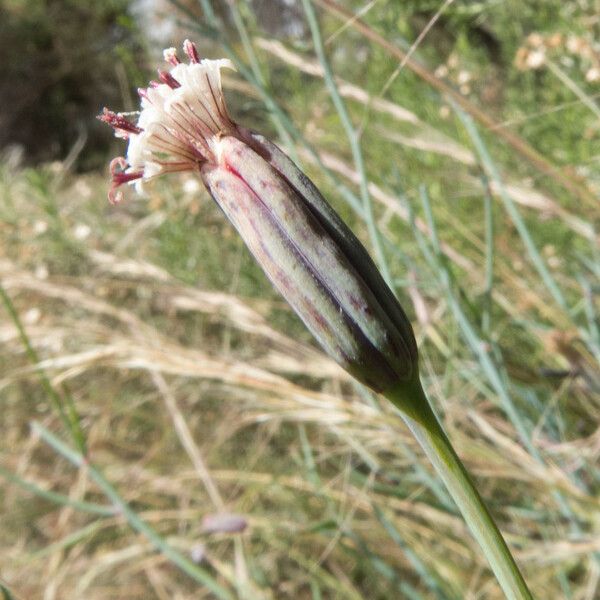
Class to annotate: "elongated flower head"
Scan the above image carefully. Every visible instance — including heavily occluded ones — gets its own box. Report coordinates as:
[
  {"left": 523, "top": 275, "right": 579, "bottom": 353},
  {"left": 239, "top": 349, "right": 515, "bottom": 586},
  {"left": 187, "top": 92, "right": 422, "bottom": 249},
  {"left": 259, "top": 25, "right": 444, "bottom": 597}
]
[{"left": 100, "top": 41, "right": 418, "bottom": 393}]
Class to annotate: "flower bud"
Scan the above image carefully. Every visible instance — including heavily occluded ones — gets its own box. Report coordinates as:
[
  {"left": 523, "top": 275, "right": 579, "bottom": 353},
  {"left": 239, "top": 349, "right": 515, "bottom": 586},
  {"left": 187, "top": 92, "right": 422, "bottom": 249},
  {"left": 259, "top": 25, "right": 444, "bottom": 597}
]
[{"left": 99, "top": 41, "right": 418, "bottom": 392}]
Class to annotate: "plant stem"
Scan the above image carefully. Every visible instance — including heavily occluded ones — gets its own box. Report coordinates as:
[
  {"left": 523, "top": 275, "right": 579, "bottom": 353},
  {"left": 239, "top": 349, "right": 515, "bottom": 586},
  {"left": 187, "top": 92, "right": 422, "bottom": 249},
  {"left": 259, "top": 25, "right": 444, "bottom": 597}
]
[{"left": 384, "top": 379, "right": 533, "bottom": 600}]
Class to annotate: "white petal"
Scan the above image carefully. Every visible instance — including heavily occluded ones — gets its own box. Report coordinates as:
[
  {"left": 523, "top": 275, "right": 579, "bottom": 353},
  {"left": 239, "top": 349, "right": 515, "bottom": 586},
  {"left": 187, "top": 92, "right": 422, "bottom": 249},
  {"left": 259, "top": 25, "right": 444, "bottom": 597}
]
[{"left": 144, "top": 161, "right": 163, "bottom": 178}]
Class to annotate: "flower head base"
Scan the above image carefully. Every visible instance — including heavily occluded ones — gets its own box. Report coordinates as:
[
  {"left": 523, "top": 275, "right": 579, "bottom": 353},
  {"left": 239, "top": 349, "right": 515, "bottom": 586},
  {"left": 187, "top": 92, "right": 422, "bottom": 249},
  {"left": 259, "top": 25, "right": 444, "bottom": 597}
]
[
  {"left": 99, "top": 40, "right": 235, "bottom": 204},
  {"left": 100, "top": 41, "right": 418, "bottom": 393}
]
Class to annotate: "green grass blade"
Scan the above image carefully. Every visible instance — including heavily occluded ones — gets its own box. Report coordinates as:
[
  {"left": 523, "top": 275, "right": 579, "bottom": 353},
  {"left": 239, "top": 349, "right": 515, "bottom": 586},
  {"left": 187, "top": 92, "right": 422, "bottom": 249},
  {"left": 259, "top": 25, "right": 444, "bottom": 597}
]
[
  {"left": 301, "top": 0, "right": 392, "bottom": 287},
  {"left": 0, "top": 583, "right": 15, "bottom": 600},
  {"left": 0, "top": 466, "right": 115, "bottom": 516},
  {"left": 453, "top": 106, "right": 568, "bottom": 312},
  {"left": 0, "top": 284, "right": 86, "bottom": 453}
]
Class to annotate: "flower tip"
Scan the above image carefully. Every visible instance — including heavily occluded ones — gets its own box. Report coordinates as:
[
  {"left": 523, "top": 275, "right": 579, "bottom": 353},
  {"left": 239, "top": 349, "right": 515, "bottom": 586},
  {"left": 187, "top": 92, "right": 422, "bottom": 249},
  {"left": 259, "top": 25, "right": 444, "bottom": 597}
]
[
  {"left": 101, "top": 41, "right": 237, "bottom": 205},
  {"left": 98, "top": 108, "right": 142, "bottom": 136},
  {"left": 183, "top": 39, "right": 200, "bottom": 63},
  {"left": 163, "top": 47, "right": 180, "bottom": 66},
  {"left": 108, "top": 187, "right": 124, "bottom": 205},
  {"left": 107, "top": 157, "right": 143, "bottom": 204},
  {"left": 97, "top": 107, "right": 116, "bottom": 125}
]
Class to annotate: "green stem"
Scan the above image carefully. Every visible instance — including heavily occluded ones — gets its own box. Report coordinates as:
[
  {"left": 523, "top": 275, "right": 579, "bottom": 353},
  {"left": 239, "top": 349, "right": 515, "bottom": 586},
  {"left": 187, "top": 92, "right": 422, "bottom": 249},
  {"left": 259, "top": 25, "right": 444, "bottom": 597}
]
[{"left": 384, "top": 379, "right": 533, "bottom": 600}]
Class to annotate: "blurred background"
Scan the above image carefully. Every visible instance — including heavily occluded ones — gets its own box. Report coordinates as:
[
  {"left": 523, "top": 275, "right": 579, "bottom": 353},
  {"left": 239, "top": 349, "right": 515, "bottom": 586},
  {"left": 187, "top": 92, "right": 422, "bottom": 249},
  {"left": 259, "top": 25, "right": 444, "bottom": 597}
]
[{"left": 1, "top": 1, "right": 599, "bottom": 598}]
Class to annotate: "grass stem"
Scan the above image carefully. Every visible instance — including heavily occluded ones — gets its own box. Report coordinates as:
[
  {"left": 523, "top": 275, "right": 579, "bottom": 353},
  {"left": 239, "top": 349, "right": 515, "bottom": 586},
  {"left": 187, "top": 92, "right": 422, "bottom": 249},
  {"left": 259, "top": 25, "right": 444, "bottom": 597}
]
[{"left": 384, "top": 379, "right": 533, "bottom": 600}]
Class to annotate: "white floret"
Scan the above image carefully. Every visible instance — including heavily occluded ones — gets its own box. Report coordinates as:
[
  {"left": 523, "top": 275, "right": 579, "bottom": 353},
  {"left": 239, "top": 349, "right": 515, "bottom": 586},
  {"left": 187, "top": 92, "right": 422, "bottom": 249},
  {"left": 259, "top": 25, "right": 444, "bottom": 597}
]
[{"left": 127, "top": 57, "right": 236, "bottom": 188}]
